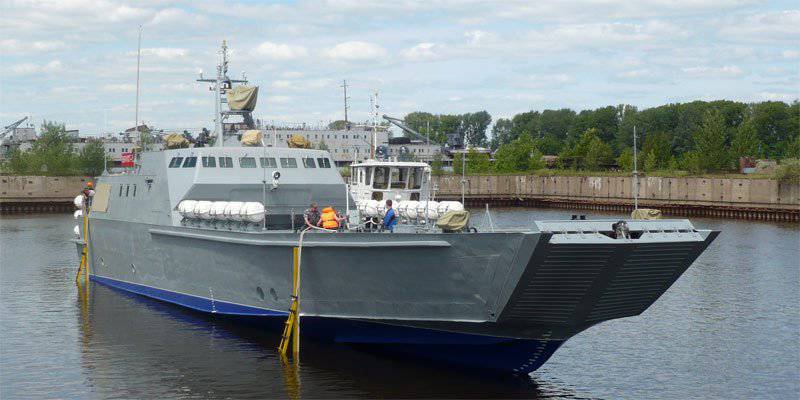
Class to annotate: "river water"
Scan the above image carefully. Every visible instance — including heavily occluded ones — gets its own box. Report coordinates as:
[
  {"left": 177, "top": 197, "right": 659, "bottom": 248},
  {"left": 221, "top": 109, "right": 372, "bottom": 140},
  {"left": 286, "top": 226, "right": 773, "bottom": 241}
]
[{"left": 1, "top": 209, "right": 798, "bottom": 399}]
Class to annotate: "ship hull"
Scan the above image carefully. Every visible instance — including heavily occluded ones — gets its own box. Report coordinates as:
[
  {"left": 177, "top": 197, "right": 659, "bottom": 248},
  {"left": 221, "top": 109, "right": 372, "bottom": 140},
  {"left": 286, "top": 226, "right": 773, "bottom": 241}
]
[
  {"left": 90, "top": 274, "right": 564, "bottom": 373},
  {"left": 81, "top": 218, "right": 717, "bottom": 374}
]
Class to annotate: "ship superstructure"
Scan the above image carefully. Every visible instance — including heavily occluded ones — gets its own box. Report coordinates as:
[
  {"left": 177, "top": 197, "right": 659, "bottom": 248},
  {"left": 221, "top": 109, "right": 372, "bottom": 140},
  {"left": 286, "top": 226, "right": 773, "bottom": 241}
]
[{"left": 73, "top": 41, "right": 718, "bottom": 374}]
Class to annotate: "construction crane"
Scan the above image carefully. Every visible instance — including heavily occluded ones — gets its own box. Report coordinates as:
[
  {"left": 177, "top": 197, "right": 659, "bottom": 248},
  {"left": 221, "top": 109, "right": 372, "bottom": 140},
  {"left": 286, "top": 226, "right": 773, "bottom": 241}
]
[
  {"left": 1, "top": 116, "right": 29, "bottom": 140},
  {"left": 382, "top": 114, "right": 430, "bottom": 144}
]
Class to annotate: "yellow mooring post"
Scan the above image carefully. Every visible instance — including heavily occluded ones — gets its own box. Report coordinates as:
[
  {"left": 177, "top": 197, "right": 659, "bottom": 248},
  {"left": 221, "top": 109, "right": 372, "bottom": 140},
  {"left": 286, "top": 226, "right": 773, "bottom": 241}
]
[
  {"left": 278, "top": 247, "right": 300, "bottom": 359},
  {"left": 76, "top": 204, "right": 90, "bottom": 284}
]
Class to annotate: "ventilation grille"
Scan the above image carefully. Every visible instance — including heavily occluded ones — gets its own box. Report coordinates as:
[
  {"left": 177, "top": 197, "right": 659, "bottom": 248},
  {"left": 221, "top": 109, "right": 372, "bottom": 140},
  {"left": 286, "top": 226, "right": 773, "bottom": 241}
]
[
  {"left": 504, "top": 245, "right": 614, "bottom": 323},
  {"left": 587, "top": 243, "right": 697, "bottom": 322}
]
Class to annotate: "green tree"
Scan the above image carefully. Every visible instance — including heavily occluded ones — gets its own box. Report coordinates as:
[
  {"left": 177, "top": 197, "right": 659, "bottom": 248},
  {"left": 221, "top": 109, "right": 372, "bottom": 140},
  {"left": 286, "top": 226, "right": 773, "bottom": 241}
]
[
  {"left": 532, "top": 134, "right": 562, "bottom": 155},
  {"left": 79, "top": 140, "right": 107, "bottom": 176},
  {"left": 642, "top": 131, "right": 672, "bottom": 170},
  {"left": 490, "top": 118, "right": 513, "bottom": 150},
  {"left": 539, "top": 108, "right": 575, "bottom": 142},
  {"left": 18, "top": 121, "right": 81, "bottom": 175},
  {"left": 430, "top": 153, "right": 444, "bottom": 175},
  {"left": 328, "top": 120, "right": 349, "bottom": 130},
  {"left": 644, "top": 150, "right": 658, "bottom": 171},
  {"left": 617, "top": 147, "right": 634, "bottom": 171},
  {"left": 729, "top": 121, "right": 762, "bottom": 161},
  {"left": 750, "top": 101, "right": 795, "bottom": 157},
  {"left": 786, "top": 135, "right": 800, "bottom": 159},
  {"left": 453, "top": 149, "right": 491, "bottom": 174},
  {"left": 559, "top": 128, "right": 613, "bottom": 170},
  {"left": 510, "top": 111, "right": 540, "bottom": 142},
  {"left": 692, "top": 109, "right": 731, "bottom": 172},
  {"left": 462, "top": 111, "right": 491, "bottom": 147},
  {"left": 494, "top": 136, "right": 531, "bottom": 173},
  {"left": 316, "top": 139, "right": 329, "bottom": 151}
]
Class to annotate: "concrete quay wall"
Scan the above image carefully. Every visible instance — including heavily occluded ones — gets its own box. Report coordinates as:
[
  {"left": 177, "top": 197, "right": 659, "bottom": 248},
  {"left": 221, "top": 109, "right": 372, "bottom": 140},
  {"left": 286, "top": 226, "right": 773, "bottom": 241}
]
[
  {"left": 433, "top": 175, "right": 799, "bottom": 221},
  {"left": 1, "top": 175, "right": 91, "bottom": 213}
]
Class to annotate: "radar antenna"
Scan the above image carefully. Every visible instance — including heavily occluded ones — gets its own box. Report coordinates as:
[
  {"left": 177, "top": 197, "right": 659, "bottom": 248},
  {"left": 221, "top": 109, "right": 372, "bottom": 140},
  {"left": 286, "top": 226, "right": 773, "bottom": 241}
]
[{"left": 197, "top": 40, "right": 249, "bottom": 147}]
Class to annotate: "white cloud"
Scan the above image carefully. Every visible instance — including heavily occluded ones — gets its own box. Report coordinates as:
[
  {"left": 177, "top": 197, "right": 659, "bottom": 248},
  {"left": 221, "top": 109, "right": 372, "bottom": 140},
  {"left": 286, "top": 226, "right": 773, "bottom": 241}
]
[
  {"left": 401, "top": 43, "right": 441, "bottom": 61},
  {"left": 8, "top": 60, "right": 63, "bottom": 75},
  {"left": 270, "top": 79, "right": 332, "bottom": 91},
  {"left": 682, "top": 65, "right": 744, "bottom": 78},
  {"left": 324, "top": 41, "right": 387, "bottom": 61},
  {"left": 1, "top": 39, "right": 70, "bottom": 54},
  {"left": 103, "top": 83, "right": 136, "bottom": 92},
  {"left": 130, "top": 47, "right": 189, "bottom": 60},
  {"left": 783, "top": 50, "right": 800, "bottom": 59},
  {"left": 267, "top": 95, "right": 293, "bottom": 104},
  {"left": 717, "top": 10, "right": 800, "bottom": 43},
  {"left": 464, "top": 30, "right": 493, "bottom": 46},
  {"left": 251, "top": 41, "right": 308, "bottom": 60},
  {"left": 758, "top": 92, "right": 798, "bottom": 102}
]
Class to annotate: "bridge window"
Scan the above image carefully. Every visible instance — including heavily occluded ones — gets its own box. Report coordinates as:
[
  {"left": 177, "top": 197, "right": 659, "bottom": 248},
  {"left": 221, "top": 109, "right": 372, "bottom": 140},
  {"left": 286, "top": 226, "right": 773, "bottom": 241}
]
[
  {"left": 409, "top": 167, "right": 423, "bottom": 189},
  {"left": 133, "top": 184, "right": 137, "bottom": 196},
  {"left": 239, "top": 157, "right": 257, "bottom": 168},
  {"left": 302, "top": 157, "right": 316, "bottom": 168},
  {"left": 219, "top": 157, "right": 233, "bottom": 168},
  {"left": 202, "top": 156, "right": 216, "bottom": 167},
  {"left": 316, "top": 158, "right": 331, "bottom": 168},
  {"left": 125, "top": 184, "right": 130, "bottom": 196},
  {"left": 280, "top": 157, "right": 297, "bottom": 168},
  {"left": 119, "top": 184, "right": 123, "bottom": 196},
  {"left": 374, "top": 167, "right": 389, "bottom": 189},
  {"left": 390, "top": 167, "right": 408, "bottom": 189},
  {"left": 259, "top": 157, "right": 277, "bottom": 168},
  {"left": 168, "top": 157, "right": 183, "bottom": 168},
  {"left": 182, "top": 157, "right": 197, "bottom": 168}
]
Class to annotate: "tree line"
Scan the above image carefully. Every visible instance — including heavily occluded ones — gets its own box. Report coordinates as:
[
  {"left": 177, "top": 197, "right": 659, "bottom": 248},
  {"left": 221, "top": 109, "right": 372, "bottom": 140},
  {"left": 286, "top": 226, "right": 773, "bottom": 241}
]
[
  {"left": 403, "top": 100, "right": 799, "bottom": 174},
  {"left": 2, "top": 121, "right": 106, "bottom": 176}
]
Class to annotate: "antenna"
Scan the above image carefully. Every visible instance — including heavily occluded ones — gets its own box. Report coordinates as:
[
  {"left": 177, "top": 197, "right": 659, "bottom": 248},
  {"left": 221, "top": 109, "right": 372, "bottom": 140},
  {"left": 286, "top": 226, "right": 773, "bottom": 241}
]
[
  {"left": 371, "top": 90, "right": 379, "bottom": 159},
  {"left": 633, "top": 124, "right": 639, "bottom": 211},
  {"left": 135, "top": 24, "right": 142, "bottom": 155},
  {"left": 341, "top": 80, "right": 350, "bottom": 130}
]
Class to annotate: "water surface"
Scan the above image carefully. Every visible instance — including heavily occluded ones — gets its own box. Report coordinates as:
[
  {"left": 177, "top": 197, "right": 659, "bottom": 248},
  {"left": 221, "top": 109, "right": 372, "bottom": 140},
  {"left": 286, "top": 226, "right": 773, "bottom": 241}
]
[{"left": 1, "top": 210, "right": 798, "bottom": 399}]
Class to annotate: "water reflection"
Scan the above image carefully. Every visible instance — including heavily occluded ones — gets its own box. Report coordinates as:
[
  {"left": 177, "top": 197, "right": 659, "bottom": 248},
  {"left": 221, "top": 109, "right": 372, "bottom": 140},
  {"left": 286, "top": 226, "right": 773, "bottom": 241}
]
[{"left": 75, "top": 282, "right": 572, "bottom": 399}]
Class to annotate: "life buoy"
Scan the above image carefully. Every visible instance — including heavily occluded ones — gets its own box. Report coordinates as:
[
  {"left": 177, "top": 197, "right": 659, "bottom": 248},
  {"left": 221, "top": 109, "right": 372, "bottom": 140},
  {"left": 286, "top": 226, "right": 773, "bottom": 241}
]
[{"left": 320, "top": 207, "right": 339, "bottom": 229}]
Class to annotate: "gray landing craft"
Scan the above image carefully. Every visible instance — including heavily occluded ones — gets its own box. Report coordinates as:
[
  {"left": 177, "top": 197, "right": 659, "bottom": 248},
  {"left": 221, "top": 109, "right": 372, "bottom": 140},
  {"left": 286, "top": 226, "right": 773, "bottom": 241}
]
[{"left": 73, "top": 42, "right": 718, "bottom": 374}]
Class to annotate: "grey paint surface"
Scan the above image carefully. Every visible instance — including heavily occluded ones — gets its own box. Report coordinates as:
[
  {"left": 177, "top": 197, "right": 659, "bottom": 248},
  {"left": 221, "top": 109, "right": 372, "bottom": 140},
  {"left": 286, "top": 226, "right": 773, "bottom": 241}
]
[{"left": 85, "top": 146, "right": 717, "bottom": 343}]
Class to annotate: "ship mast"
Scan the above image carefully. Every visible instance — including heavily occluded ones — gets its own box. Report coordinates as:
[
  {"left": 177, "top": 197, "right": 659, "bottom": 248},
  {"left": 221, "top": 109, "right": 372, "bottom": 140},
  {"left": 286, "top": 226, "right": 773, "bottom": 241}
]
[{"left": 197, "top": 40, "right": 247, "bottom": 148}]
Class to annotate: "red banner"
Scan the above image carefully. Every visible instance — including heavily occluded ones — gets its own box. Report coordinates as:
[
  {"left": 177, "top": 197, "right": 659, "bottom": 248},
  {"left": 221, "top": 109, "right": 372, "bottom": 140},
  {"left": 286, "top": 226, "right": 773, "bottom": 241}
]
[{"left": 121, "top": 152, "right": 134, "bottom": 167}]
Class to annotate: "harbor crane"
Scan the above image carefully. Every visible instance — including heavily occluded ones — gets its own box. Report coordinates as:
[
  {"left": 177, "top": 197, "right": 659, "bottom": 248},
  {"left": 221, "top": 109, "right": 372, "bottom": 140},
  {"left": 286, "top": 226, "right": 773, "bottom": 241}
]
[
  {"left": 382, "top": 114, "right": 430, "bottom": 144},
  {"left": 0, "top": 116, "right": 29, "bottom": 141}
]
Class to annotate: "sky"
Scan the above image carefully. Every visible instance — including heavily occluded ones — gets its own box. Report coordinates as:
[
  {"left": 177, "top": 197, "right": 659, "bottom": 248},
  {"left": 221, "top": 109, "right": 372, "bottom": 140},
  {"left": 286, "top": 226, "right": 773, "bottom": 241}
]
[{"left": 1, "top": 0, "right": 798, "bottom": 136}]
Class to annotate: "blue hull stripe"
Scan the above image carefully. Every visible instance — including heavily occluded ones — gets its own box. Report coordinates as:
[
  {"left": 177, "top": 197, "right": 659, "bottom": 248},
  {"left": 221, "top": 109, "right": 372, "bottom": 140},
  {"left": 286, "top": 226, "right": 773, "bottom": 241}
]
[{"left": 91, "top": 275, "right": 287, "bottom": 317}]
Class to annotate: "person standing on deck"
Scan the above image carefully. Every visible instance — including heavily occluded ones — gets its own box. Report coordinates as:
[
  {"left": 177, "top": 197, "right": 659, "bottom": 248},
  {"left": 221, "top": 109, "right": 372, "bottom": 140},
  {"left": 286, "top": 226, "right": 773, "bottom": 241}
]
[{"left": 383, "top": 199, "right": 397, "bottom": 233}]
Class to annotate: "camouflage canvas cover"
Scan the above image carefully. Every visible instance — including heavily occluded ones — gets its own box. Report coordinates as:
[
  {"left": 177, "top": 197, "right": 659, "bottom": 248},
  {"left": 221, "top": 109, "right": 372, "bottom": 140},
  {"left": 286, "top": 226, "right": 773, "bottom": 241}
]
[
  {"left": 436, "top": 210, "right": 470, "bottom": 232},
  {"left": 165, "top": 133, "right": 190, "bottom": 149},
  {"left": 287, "top": 134, "right": 312, "bottom": 149},
  {"left": 240, "top": 130, "right": 262, "bottom": 146},
  {"left": 226, "top": 86, "right": 258, "bottom": 111},
  {"left": 631, "top": 208, "right": 662, "bottom": 220}
]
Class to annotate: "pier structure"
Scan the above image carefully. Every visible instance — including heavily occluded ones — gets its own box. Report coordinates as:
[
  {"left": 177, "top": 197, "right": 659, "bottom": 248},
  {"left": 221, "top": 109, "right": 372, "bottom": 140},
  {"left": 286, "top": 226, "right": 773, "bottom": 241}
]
[
  {"left": 433, "top": 175, "right": 799, "bottom": 222},
  {"left": 0, "top": 176, "right": 90, "bottom": 213},
  {"left": 1, "top": 174, "right": 798, "bottom": 221}
]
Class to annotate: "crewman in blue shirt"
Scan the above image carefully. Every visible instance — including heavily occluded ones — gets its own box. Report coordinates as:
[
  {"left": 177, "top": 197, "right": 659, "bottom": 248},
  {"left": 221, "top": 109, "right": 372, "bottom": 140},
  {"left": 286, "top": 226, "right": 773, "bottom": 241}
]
[{"left": 382, "top": 199, "right": 397, "bottom": 233}]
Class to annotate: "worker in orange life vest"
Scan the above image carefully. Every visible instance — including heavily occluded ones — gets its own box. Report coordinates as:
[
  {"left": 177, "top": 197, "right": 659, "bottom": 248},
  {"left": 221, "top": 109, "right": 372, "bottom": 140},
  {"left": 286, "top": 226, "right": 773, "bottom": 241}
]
[
  {"left": 319, "top": 207, "right": 344, "bottom": 230},
  {"left": 82, "top": 181, "right": 95, "bottom": 207}
]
